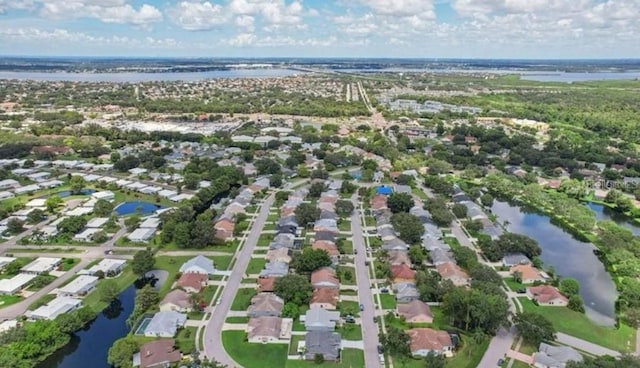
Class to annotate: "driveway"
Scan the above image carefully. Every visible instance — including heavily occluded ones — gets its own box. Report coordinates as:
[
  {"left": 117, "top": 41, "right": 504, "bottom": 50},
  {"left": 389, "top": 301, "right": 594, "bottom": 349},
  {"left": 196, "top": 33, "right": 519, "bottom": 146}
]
[{"left": 477, "top": 327, "right": 516, "bottom": 368}]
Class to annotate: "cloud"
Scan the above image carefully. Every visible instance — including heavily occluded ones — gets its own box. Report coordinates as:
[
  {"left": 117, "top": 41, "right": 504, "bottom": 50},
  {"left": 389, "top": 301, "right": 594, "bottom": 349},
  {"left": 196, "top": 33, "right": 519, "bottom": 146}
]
[
  {"left": 38, "top": 0, "right": 162, "bottom": 26},
  {"left": 169, "top": 1, "right": 227, "bottom": 31},
  {"left": 228, "top": 0, "right": 305, "bottom": 25},
  {"left": 226, "top": 32, "right": 257, "bottom": 46}
]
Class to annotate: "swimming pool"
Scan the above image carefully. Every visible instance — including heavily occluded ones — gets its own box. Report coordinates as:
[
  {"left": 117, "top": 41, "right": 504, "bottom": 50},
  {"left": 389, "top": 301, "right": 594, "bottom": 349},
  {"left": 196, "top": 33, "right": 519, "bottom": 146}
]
[{"left": 133, "top": 317, "right": 153, "bottom": 335}]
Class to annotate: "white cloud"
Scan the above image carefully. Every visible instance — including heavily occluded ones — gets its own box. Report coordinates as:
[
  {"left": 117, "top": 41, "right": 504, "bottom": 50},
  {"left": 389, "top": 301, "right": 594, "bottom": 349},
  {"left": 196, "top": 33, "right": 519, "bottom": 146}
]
[
  {"left": 228, "top": 0, "right": 304, "bottom": 25},
  {"left": 170, "top": 1, "right": 227, "bottom": 31},
  {"left": 227, "top": 32, "right": 257, "bottom": 46},
  {"left": 235, "top": 15, "right": 255, "bottom": 31},
  {"left": 364, "top": 0, "right": 435, "bottom": 18},
  {"left": 38, "top": 0, "right": 162, "bottom": 26}
]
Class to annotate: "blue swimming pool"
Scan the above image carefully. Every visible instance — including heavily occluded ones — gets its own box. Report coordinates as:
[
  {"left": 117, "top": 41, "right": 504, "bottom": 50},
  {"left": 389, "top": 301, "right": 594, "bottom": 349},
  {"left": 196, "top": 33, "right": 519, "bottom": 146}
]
[
  {"left": 134, "top": 317, "right": 153, "bottom": 335},
  {"left": 114, "top": 201, "right": 164, "bottom": 216}
]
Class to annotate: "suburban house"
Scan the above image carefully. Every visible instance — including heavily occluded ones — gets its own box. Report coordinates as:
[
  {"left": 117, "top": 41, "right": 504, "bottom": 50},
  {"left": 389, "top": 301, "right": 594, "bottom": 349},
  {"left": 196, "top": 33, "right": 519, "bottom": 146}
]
[
  {"left": 21, "top": 257, "right": 61, "bottom": 275},
  {"left": 394, "top": 282, "right": 420, "bottom": 303},
  {"left": 311, "top": 240, "right": 340, "bottom": 259},
  {"left": 407, "top": 328, "right": 455, "bottom": 358},
  {"left": 533, "top": 342, "right": 583, "bottom": 368},
  {"left": 214, "top": 218, "right": 235, "bottom": 240},
  {"left": 310, "top": 288, "right": 339, "bottom": 310},
  {"left": 79, "top": 258, "right": 126, "bottom": 277},
  {"left": 303, "top": 308, "right": 340, "bottom": 331},
  {"left": 388, "top": 250, "right": 412, "bottom": 266},
  {"left": 510, "top": 264, "right": 548, "bottom": 284},
  {"left": 246, "top": 316, "right": 293, "bottom": 343},
  {"left": 259, "top": 261, "right": 289, "bottom": 278},
  {"left": 257, "top": 277, "right": 276, "bottom": 292},
  {"left": 133, "top": 339, "right": 181, "bottom": 368},
  {"left": 29, "top": 296, "right": 82, "bottom": 320},
  {"left": 311, "top": 267, "right": 340, "bottom": 289},
  {"left": 160, "top": 289, "right": 192, "bottom": 312},
  {"left": 265, "top": 248, "right": 292, "bottom": 264},
  {"left": 58, "top": 275, "right": 99, "bottom": 297},
  {"left": 0, "top": 273, "right": 36, "bottom": 294},
  {"left": 179, "top": 255, "right": 215, "bottom": 275},
  {"left": 527, "top": 285, "right": 569, "bottom": 306},
  {"left": 144, "top": 311, "right": 187, "bottom": 338},
  {"left": 176, "top": 272, "right": 208, "bottom": 293},
  {"left": 304, "top": 331, "right": 341, "bottom": 361},
  {"left": 314, "top": 231, "right": 336, "bottom": 243},
  {"left": 247, "top": 293, "right": 284, "bottom": 318},
  {"left": 391, "top": 264, "right": 416, "bottom": 283},
  {"left": 396, "top": 300, "right": 433, "bottom": 324},
  {"left": 436, "top": 262, "right": 469, "bottom": 287},
  {"left": 502, "top": 253, "right": 531, "bottom": 267}
]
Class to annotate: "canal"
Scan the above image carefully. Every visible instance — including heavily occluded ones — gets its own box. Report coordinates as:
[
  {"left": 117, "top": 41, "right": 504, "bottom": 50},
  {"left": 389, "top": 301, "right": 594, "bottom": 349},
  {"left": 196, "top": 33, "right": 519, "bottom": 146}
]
[
  {"left": 491, "top": 200, "right": 618, "bottom": 326},
  {"left": 37, "top": 285, "right": 136, "bottom": 368},
  {"left": 585, "top": 202, "right": 640, "bottom": 236}
]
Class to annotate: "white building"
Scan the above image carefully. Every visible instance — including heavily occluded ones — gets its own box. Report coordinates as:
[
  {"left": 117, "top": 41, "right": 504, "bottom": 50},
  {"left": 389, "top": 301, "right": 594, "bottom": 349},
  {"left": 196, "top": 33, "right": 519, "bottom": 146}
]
[
  {"left": 58, "top": 275, "right": 99, "bottom": 297},
  {"left": 0, "top": 191, "right": 14, "bottom": 200},
  {"left": 21, "top": 257, "right": 62, "bottom": 275},
  {"left": 139, "top": 217, "right": 160, "bottom": 229},
  {"left": 168, "top": 193, "right": 194, "bottom": 202},
  {"left": 92, "top": 191, "right": 115, "bottom": 202},
  {"left": 140, "top": 186, "right": 162, "bottom": 194},
  {"left": 79, "top": 259, "right": 126, "bottom": 277},
  {"left": 14, "top": 184, "right": 41, "bottom": 195},
  {"left": 39, "top": 180, "right": 64, "bottom": 189},
  {"left": 0, "top": 179, "right": 19, "bottom": 190},
  {"left": 0, "top": 256, "right": 16, "bottom": 269},
  {"left": 29, "top": 296, "right": 82, "bottom": 320},
  {"left": 74, "top": 228, "right": 101, "bottom": 242},
  {"left": 0, "top": 273, "right": 36, "bottom": 294},
  {"left": 158, "top": 189, "right": 178, "bottom": 199},
  {"left": 127, "top": 228, "right": 156, "bottom": 242},
  {"left": 65, "top": 207, "right": 93, "bottom": 216},
  {"left": 129, "top": 168, "right": 148, "bottom": 176},
  {"left": 25, "top": 198, "right": 47, "bottom": 208},
  {"left": 86, "top": 217, "right": 109, "bottom": 228}
]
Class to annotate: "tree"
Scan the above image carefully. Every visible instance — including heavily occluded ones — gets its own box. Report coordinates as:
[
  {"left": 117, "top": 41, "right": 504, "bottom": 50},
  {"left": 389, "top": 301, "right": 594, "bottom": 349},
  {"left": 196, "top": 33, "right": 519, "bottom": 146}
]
[
  {"left": 94, "top": 199, "right": 114, "bottom": 217},
  {"left": 567, "top": 354, "right": 640, "bottom": 368},
  {"left": 308, "top": 182, "right": 327, "bottom": 199},
  {"left": 423, "top": 352, "right": 446, "bottom": 368},
  {"left": 273, "top": 274, "right": 313, "bottom": 305},
  {"left": 295, "top": 203, "right": 320, "bottom": 228},
  {"left": 480, "top": 193, "right": 494, "bottom": 207},
  {"left": 387, "top": 192, "right": 413, "bottom": 213},
  {"left": 335, "top": 200, "right": 354, "bottom": 217},
  {"left": 442, "top": 287, "right": 509, "bottom": 334},
  {"left": 568, "top": 295, "right": 585, "bottom": 313},
  {"left": 314, "top": 353, "right": 324, "bottom": 364},
  {"left": 26, "top": 209, "right": 46, "bottom": 224},
  {"left": 57, "top": 216, "right": 87, "bottom": 235},
  {"left": 514, "top": 312, "right": 556, "bottom": 346},
  {"left": 269, "top": 174, "right": 283, "bottom": 188},
  {"left": 99, "top": 279, "right": 120, "bottom": 303},
  {"left": 132, "top": 249, "right": 155, "bottom": 275},
  {"left": 6, "top": 218, "right": 24, "bottom": 234},
  {"left": 124, "top": 215, "right": 141, "bottom": 231},
  {"left": 380, "top": 327, "right": 410, "bottom": 357},
  {"left": 108, "top": 337, "right": 139, "bottom": 368},
  {"left": 494, "top": 233, "right": 541, "bottom": 260},
  {"left": 45, "top": 195, "right": 63, "bottom": 213},
  {"left": 559, "top": 278, "right": 580, "bottom": 296},
  {"left": 69, "top": 175, "right": 86, "bottom": 193},
  {"left": 55, "top": 313, "right": 82, "bottom": 334},
  {"left": 255, "top": 158, "right": 281, "bottom": 175},
  {"left": 451, "top": 203, "right": 468, "bottom": 218},
  {"left": 281, "top": 302, "right": 300, "bottom": 319},
  {"left": 408, "top": 245, "right": 425, "bottom": 265},
  {"left": 292, "top": 249, "right": 332, "bottom": 273},
  {"left": 391, "top": 213, "right": 424, "bottom": 244}
]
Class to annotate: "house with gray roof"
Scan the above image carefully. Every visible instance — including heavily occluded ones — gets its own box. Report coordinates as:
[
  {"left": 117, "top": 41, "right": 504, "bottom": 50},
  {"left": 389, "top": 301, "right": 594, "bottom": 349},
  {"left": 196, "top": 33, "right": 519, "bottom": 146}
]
[
  {"left": 429, "top": 248, "right": 454, "bottom": 266},
  {"left": 269, "top": 233, "right": 295, "bottom": 250},
  {"left": 383, "top": 237, "right": 409, "bottom": 251},
  {"left": 533, "top": 342, "right": 582, "bottom": 368},
  {"left": 502, "top": 253, "right": 531, "bottom": 267},
  {"left": 247, "top": 293, "right": 284, "bottom": 318},
  {"left": 314, "top": 231, "right": 336, "bottom": 243},
  {"left": 144, "top": 311, "right": 187, "bottom": 338},
  {"left": 394, "top": 185, "right": 412, "bottom": 194},
  {"left": 179, "top": 255, "right": 215, "bottom": 275},
  {"left": 304, "top": 331, "right": 341, "bottom": 361},
  {"left": 303, "top": 308, "right": 341, "bottom": 332},
  {"left": 259, "top": 261, "right": 289, "bottom": 278},
  {"left": 394, "top": 282, "right": 419, "bottom": 303}
]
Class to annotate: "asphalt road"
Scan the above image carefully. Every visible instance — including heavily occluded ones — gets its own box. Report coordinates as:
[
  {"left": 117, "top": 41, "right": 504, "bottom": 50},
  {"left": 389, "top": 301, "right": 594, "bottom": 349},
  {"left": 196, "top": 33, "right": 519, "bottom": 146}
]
[
  {"left": 477, "top": 327, "right": 516, "bottom": 368},
  {"left": 202, "top": 192, "right": 275, "bottom": 367},
  {"left": 350, "top": 193, "right": 381, "bottom": 368}
]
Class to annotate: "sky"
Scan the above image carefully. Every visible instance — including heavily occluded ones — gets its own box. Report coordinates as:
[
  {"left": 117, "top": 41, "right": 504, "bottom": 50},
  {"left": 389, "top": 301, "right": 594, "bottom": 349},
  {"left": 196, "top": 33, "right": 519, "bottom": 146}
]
[{"left": 0, "top": 0, "right": 638, "bottom": 58}]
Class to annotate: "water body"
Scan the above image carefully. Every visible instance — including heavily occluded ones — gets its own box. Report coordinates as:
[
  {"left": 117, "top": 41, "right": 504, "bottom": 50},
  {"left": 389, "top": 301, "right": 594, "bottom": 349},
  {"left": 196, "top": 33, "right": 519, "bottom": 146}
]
[
  {"left": 586, "top": 202, "right": 640, "bottom": 236},
  {"left": 37, "top": 285, "right": 136, "bottom": 368},
  {"left": 0, "top": 68, "right": 301, "bottom": 82},
  {"left": 521, "top": 71, "right": 640, "bottom": 82},
  {"left": 115, "top": 201, "right": 164, "bottom": 216},
  {"left": 491, "top": 200, "right": 617, "bottom": 326}
]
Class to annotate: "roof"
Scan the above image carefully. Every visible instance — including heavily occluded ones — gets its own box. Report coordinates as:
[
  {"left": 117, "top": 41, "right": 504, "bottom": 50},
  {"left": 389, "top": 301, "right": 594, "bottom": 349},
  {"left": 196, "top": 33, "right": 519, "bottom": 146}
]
[
  {"left": 30, "top": 296, "right": 82, "bottom": 320},
  {"left": 248, "top": 293, "right": 284, "bottom": 316},
  {"left": 86, "top": 217, "right": 109, "bottom": 228},
  {"left": 407, "top": 328, "right": 453, "bottom": 352},
  {"left": 397, "top": 300, "right": 433, "bottom": 321},
  {"left": 388, "top": 250, "right": 412, "bottom": 266},
  {"left": 139, "top": 339, "right": 181, "bottom": 368},
  {"left": 177, "top": 272, "right": 207, "bottom": 291},
  {"left": 179, "top": 255, "right": 215, "bottom": 275},
  {"left": 81, "top": 259, "right": 126, "bottom": 275},
  {"left": 305, "top": 331, "right": 341, "bottom": 356},
  {"left": 247, "top": 317, "right": 283, "bottom": 339},
  {"left": 0, "top": 273, "right": 37, "bottom": 293},
  {"left": 58, "top": 275, "right": 98, "bottom": 294},
  {"left": 304, "top": 308, "right": 340, "bottom": 330},
  {"left": 312, "top": 240, "right": 339, "bottom": 256},
  {"left": 127, "top": 228, "right": 156, "bottom": 241},
  {"left": 145, "top": 311, "right": 187, "bottom": 337},
  {"left": 533, "top": 342, "right": 583, "bottom": 366},
  {"left": 436, "top": 262, "right": 469, "bottom": 280},
  {"left": 257, "top": 277, "right": 276, "bottom": 292},
  {"left": 510, "top": 264, "right": 545, "bottom": 281},
  {"left": 394, "top": 282, "right": 419, "bottom": 299},
  {"left": 160, "top": 289, "right": 191, "bottom": 309},
  {"left": 527, "top": 285, "right": 569, "bottom": 304},
  {"left": 311, "top": 267, "right": 339, "bottom": 287},
  {"left": 391, "top": 264, "right": 416, "bottom": 280},
  {"left": 259, "top": 261, "right": 289, "bottom": 277},
  {"left": 311, "top": 288, "right": 339, "bottom": 306},
  {"left": 21, "top": 257, "right": 61, "bottom": 273}
]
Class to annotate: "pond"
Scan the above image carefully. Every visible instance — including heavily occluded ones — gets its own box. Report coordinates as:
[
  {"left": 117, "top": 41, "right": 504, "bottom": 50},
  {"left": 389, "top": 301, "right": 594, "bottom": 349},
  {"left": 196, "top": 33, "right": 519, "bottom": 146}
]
[
  {"left": 115, "top": 201, "right": 165, "bottom": 216},
  {"left": 37, "top": 284, "right": 136, "bottom": 368},
  {"left": 491, "top": 200, "right": 618, "bottom": 326},
  {"left": 585, "top": 202, "right": 640, "bottom": 236}
]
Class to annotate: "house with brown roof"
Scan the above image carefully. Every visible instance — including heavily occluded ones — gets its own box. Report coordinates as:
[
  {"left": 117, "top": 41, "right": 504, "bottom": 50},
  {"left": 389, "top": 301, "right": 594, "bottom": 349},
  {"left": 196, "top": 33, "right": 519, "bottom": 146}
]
[
  {"left": 176, "top": 273, "right": 207, "bottom": 293},
  {"left": 311, "top": 267, "right": 340, "bottom": 289},
  {"left": 310, "top": 288, "right": 339, "bottom": 310},
  {"left": 134, "top": 339, "right": 181, "bottom": 368},
  {"left": 388, "top": 250, "right": 412, "bottom": 266},
  {"left": 312, "top": 240, "right": 340, "bottom": 258},
  {"left": 266, "top": 248, "right": 292, "bottom": 264},
  {"left": 436, "top": 262, "right": 469, "bottom": 287},
  {"left": 247, "top": 293, "right": 284, "bottom": 318},
  {"left": 527, "top": 285, "right": 569, "bottom": 307},
  {"left": 246, "top": 317, "right": 293, "bottom": 343},
  {"left": 159, "top": 289, "right": 192, "bottom": 313},
  {"left": 257, "top": 277, "right": 276, "bottom": 292},
  {"left": 214, "top": 218, "right": 235, "bottom": 240},
  {"left": 391, "top": 264, "right": 416, "bottom": 283},
  {"left": 510, "top": 264, "right": 548, "bottom": 284},
  {"left": 407, "top": 328, "right": 454, "bottom": 358},
  {"left": 397, "top": 300, "right": 433, "bottom": 324}
]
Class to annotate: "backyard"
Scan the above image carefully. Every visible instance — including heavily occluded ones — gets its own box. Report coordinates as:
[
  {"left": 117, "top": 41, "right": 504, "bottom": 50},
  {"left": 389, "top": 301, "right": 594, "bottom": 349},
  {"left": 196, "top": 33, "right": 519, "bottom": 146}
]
[
  {"left": 285, "top": 348, "right": 364, "bottom": 368},
  {"left": 222, "top": 331, "right": 288, "bottom": 368}
]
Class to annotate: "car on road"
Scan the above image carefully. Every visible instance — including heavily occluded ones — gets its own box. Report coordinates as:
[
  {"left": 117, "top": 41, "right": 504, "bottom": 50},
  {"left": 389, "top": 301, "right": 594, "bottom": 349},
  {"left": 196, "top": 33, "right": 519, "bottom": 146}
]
[
  {"left": 359, "top": 304, "right": 364, "bottom": 311},
  {"left": 104, "top": 250, "right": 113, "bottom": 255},
  {"left": 344, "top": 315, "right": 355, "bottom": 323},
  {"left": 354, "top": 249, "right": 357, "bottom": 255},
  {"left": 517, "top": 288, "right": 526, "bottom": 294},
  {"left": 497, "top": 358, "right": 504, "bottom": 366},
  {"left": 380, "top": 288, "right": 389, "bottom": 293},
  {"left": 377, "top": 345, "right": 383, "bottom": 354},
  {"left": 379, "top": 354, "right": 385, "bottom": 364}
]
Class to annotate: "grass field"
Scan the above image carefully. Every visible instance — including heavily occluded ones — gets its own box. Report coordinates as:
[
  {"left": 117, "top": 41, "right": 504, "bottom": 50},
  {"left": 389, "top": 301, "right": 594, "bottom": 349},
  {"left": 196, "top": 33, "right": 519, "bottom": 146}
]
[
  {"left": 340, "top": 240, "right": 353, "bottom": 254},
  {"left": 338, "top": 220, "right": 351, "bottom": 231},
  {"left": 258, "top": 234, "right": 274, "bottom": 246},
  {"left": 222, "top": 331, "right": 288, "bottom": 368},
  {"left": 336, "top": 324, "right": 362, "bottom": 340},
  {"left": 289, "top": 334, "right": 305, "bottom": 355},
  {"left": 285, "top": 348, "right": 364, "bottom": 368},
  {"left": 337, "top": 266, "right": 356, "bottom": 285},
  {"left": 504, "top": 277, "right": 526, "bottom": 292},
  {"left": 0, "top": 294, "right": 22, "bottom": 308},
  {"left": 60, "top": 258, "right": 80, "bottom": 271},
  {"left": 28, "top": 293, "right": 56, "bottom": 310},
  {"left": 231, "top": 288, "right": 256, "bottom": 311},
  {"left": 519, "top": 297, "right": 635, "bottom": 352},
  {"left": 246, "top": 258, "right": 267, "bottom": 274},
  {"left": 379, "top": 293, "right": 397, "bottom": 309},
  {"left": 226, "top": 316, "right": 250, "bottom": 323},
  {"left": 211, "top": 255, "right": 233, "bottom": 270},
  {"left": 176, "top": 326, "right": 197, "bottom": 354},
  {"left": 82, "top": 265, "right": 138, "bottom": 312}
]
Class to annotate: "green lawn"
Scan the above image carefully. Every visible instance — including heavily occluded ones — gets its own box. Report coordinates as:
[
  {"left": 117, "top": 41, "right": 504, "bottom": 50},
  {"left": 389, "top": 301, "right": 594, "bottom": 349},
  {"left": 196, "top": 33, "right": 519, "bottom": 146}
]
[
  {"left": 176, "top": 327, "right": 197, "bottom": 354},
  {"left": 222, "top": 331, "right": 288, "bottom": 368},
  {"left": 285, "top": 348, "right": 364, "bottom": 368},
  {"left": 399, "top": 335, "right": 490, "bottom": 368},
  {"left": 231, "top": 288, "right": 256, "bottom": 311},
  {"left": 365, "top": 216, "right": 376, "bottom": 227},
  {"left": 226, "top": 316, "right": 250, "bottom": 323},
  {"left": 519, "top": 297, "right": 635, "bottom": 352},
  {"left": 504, "top": 277, "right": 525, "bottom": 292},
  {"left": 267, "top": 213, "right": 279, "bottom": 222},
  {"left": 0, "top": 294, "right": 22, "bottom": 308},
  {"left": 59, "top": 258, "right": 80, "bottom": 271},
  {"left": 188, "top": 311, "right": 205, "bottom": 320},
  {"left": 337, "top": 301, "right": 359, "bottom": 317},
  {"left": 82, "top": 265, "right": 138, "bottom": 312},
  {"left": 338, "top": 220, "right": 351, "bottom": 232},
  {"left": 289, "top": 334, "right": 305, "bottom": 355},
  {"left": 211, "top": 256, "right": 233, "bottom": 270},
  {"left": 340, "top": 241, "right": 353, "bottom": 255},
  {"left": 511, "top": 360, "right": 532, "bottom": 368},
  {"left": 337, "top": 266, "right": 356, "bottom": 285},
  {"left": 28, "top": 293, "right": 56, "bottom": 311},
  {"left": 337, "top": 324, "right": 362, "bottom": 340},
  {"left": 200, "top": 286, "right": 217, "bottom": 304},
  {"left": 412, "top": 187, "right": 429, "bottom": 200},
  {"left": 380, "top": 294, "right": 397, "bottom": 309},
  {"left": 263, "top": 222, "right": 276, "bottom": 231},
  {"left": 246, "top": 258, "right": 267, "bottom": 274}
]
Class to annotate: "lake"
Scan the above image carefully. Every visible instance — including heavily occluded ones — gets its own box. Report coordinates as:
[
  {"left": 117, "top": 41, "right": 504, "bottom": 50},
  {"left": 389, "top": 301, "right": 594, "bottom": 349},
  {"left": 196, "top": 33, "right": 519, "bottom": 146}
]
[
  {"left": 491, "top": 200, "right": 618, "bottom": 326},
  {"left": 0, "top": 69, "right": 301, "bottom": 82},
  {"left": 37, "top": 285, "right": 136, "bottom": 368},
  {"left": 115, "top": 201, "right": 164, "bottom": 216},
  {"left": 586, "top": 202, "right": 640, "bottom": 236},
  {"left": 520, "top": 71, "right": 640, "bottom": 82}
]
